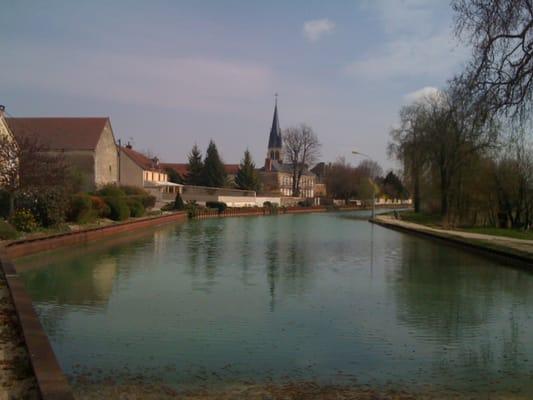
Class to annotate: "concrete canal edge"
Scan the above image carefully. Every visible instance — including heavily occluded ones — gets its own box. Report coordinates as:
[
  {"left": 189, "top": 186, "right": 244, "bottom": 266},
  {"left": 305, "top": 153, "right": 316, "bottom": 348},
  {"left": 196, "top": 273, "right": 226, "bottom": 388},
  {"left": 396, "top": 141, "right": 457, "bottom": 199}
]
[
  {"left": 0, "top": 249, "right": 74, "bottom": 400},
  {"left": 370, "top": 215, "right": 533, "bottom": 267}
]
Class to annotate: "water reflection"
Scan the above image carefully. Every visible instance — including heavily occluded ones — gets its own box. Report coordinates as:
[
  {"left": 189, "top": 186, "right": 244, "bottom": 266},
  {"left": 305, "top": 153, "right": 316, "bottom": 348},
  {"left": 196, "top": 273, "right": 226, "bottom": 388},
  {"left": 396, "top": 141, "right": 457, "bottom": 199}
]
[{"left": 16, "top": 212, "right": 533, "bottom": 396}]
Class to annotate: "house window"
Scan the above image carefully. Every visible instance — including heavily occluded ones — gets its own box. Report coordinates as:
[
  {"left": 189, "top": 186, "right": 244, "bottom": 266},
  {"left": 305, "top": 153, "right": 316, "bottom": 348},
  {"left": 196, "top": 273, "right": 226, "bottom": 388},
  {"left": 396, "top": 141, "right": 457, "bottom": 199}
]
[{"left": 109, "top": 165, "right": 112, "bottom": 173}]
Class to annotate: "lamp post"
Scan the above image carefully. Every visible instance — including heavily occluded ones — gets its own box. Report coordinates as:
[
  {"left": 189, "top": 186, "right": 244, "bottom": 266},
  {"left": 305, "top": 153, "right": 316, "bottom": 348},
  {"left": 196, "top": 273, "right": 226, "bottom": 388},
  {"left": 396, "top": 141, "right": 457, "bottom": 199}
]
[{"left": 352, "top": 150, "right": 376, "bottom": 219}]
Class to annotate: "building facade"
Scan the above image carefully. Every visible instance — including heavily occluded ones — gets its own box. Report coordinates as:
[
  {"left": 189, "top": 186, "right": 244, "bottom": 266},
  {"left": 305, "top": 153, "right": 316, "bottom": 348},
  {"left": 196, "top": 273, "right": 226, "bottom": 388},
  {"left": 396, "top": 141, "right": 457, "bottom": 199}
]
[
  {"left": 6, "top": 117, "right": 119, "bottom": 190},
  {"left": 258, "top": 101, "right": 316, "bottom": 198}
]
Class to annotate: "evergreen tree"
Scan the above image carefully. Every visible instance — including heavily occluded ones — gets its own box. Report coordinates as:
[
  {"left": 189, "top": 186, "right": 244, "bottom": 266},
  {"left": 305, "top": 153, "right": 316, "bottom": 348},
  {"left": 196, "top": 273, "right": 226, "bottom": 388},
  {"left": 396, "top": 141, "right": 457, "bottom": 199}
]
[
  {"left": 202, "top": 140, "right": 227, "bottom": 187},
  {"left": 185, "top": 144, "right": 204, "bottom": 185},
  {"left": 235, "top": 149, "right": 260, "bottom": 191}
]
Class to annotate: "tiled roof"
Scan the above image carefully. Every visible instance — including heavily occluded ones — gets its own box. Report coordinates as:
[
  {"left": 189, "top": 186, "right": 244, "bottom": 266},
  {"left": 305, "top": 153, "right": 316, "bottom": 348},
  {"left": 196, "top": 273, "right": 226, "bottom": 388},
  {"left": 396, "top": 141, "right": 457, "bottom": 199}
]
[
  {"left": 7, "top": 117, "right": 109, "bottom": 150},
  {"left": 121, "top": 146, "right": 163, "bottom": 172}
]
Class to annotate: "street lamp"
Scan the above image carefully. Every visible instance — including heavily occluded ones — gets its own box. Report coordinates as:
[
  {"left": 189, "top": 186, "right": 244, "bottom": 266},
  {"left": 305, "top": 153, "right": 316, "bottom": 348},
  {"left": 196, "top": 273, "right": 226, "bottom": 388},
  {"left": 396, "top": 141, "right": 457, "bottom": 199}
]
[{"left": 352, "top": 150, "right": 376, "bottom": 219}]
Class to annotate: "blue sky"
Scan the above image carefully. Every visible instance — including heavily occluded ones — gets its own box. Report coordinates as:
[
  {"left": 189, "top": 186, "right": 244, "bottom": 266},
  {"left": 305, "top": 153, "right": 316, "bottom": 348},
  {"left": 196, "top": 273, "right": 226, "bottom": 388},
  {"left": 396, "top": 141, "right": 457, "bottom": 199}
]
[{"left": 1, "top": 0, "right": 467, "bottom": 169}]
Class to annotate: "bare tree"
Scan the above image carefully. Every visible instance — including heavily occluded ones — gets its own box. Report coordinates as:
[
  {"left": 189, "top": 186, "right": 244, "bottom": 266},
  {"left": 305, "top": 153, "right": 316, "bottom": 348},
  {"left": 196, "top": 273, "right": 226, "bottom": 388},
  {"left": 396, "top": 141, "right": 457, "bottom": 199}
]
[
  {"left": 453, "top": 0, "right": 533, "bottom": 119},
  {"left": 0, "top": 134, "right": 70, "bottom": 215},
  {"left": 283, "top": 124, "right": 321, "bottom": 196}
]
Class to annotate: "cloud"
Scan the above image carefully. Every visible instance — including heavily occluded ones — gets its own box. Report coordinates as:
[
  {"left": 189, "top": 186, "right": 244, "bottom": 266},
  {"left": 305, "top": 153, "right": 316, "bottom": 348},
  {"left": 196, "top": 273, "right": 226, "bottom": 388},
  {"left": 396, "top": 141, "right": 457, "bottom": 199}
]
[
  {"left": 0, "top": 44, "right": 273, "bottom": 112},
  {"left": 303, "top": 19, "right": 336, "bottom": 42},
  {"left": 345, "top": 1, "right": 467, "bottom": 80},
  {"left": 344, "top": 32, "right": 466, "bottom": 80},
  {"left": 404, "top": 86, "right": 440, "bottom": 102}
]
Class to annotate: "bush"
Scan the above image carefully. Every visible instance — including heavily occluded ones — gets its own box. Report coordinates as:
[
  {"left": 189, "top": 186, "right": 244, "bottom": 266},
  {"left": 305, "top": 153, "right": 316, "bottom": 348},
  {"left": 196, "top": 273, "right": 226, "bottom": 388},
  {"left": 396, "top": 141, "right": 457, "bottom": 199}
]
[
  {"left": 120, "top": 185, "right": 147, "bottom": 196},
  {"left": 104, "top": 196, "right": 130, "bottom": 221},
  {"left": 126, "top": 198, "right": 145, "bottom": 218},
  {"left": 0, "top": 220, "right": 19, "bottom": 240},
  {"left": 298, "top": 198, "right": 314, "bottom": 207},
  {"left": 68, "top": 193, "right": 95, "bottom": 223},
  {"left": 206, "top": 201, "right": 227, "bottom": 213},
  {"left": 9, "top": 209, "right": 38, "bottom": 232},
  {"left": 128, "top": 194, "right": 156, "bottom": 209},
  {"left": 90, "top": 196, "right": 110, "bottom": 218},
  {"left": 15, "top": 188, "right": 69, "bottom": 227},
  {"left": 0, "top": 190, "right": 10, "bottom": 219},
  {"left": 96, "top": 184, "right": 125, "bottom": 197},
  {"left": 174, "top": 192, "right": 185, "bottom": 210},
  {"left": 186, "top": 201, "right": 198, "bottom": 219}
]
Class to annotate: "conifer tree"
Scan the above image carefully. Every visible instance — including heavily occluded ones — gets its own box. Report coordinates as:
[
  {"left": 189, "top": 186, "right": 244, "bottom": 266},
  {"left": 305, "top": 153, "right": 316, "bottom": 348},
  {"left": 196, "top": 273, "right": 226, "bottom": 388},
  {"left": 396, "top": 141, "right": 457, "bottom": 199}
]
[
  {"left": 235, "top": 149, "right": 260, "bottom": 191},
  {"left": 185, "top": 144, "right": 204, "bottom": 185},
  {"left": 202, "top": 140, "right": 227, "bottom": 187}
]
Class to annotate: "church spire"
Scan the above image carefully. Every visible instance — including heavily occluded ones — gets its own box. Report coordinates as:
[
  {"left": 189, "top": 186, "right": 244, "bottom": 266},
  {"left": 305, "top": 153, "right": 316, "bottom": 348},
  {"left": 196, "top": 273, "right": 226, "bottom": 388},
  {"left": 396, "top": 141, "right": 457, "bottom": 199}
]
[{"left": 268, "top": 94, "right": 282, "bottom": 150}]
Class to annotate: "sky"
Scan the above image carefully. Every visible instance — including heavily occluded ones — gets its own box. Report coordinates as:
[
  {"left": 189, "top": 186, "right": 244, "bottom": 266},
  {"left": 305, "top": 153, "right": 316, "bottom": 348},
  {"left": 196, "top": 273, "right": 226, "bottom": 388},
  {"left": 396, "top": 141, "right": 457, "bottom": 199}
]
[{"left": 0, "top": 0, "right": 469, "bottom": 170}]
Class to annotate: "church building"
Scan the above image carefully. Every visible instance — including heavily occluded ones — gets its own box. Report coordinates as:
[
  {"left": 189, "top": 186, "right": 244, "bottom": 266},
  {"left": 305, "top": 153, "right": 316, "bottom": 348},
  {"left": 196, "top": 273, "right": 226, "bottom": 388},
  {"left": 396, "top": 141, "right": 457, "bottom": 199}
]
[{"left": 258, "top": 100, "right": 315, "bottom": 198}]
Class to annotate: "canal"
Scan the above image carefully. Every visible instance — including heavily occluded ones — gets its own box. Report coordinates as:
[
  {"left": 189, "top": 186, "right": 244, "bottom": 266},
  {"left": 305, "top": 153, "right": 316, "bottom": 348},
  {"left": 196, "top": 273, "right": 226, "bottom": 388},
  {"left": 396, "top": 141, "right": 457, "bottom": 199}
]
[{"left": 16, "top": 211, "right": 533, "bottom": 397}]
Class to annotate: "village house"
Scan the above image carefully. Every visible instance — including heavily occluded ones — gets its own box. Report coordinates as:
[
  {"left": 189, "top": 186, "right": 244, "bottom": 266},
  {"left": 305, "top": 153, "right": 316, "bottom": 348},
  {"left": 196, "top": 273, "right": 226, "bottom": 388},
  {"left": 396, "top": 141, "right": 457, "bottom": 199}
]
[
  {"left": 6, "top": 117, "right": 119, "bottom": 191},
  {"left": 119, "top": 144, "right": 180, "bottom": 201}
]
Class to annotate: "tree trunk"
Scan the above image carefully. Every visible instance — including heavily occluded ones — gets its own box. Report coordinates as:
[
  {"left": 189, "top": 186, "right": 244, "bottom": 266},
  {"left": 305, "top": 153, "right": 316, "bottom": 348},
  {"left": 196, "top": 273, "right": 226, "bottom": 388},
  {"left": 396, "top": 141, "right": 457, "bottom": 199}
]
[{"left": 413, "top": 172, "right": 421, "bottom": 213}]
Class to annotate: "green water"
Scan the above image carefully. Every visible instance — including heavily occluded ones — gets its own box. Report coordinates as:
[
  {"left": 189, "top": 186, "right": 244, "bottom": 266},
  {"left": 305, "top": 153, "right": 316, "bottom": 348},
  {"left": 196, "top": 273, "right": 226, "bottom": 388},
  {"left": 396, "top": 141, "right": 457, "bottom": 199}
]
[{"left": 17, "top": 212, "right": 533, "bottom": 396}]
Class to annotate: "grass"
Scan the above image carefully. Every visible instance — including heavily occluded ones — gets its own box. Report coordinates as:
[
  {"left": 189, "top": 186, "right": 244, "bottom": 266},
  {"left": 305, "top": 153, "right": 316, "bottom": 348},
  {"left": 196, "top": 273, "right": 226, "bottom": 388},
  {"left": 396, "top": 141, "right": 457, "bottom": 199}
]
[
  {"left": 397, "top": 211, "right": 533, "bottom": 241},
  {"left": 459, "top": 227, "right": 533, "bottom": 241},
  {"left": 397, "top": 211, "right": 443, "bottom": 227}
]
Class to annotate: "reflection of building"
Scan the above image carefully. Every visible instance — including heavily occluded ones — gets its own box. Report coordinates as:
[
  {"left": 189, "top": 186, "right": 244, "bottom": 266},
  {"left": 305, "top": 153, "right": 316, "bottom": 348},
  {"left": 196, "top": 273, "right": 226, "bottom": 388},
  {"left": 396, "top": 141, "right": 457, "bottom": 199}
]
[
  {"left": 91, "top": 257, "right": 118, "bottom": 303},
  {"left": 7, "top": 117, "right": 119, "bottom": 191},
  {"left": 258, "top": 101, "right": 316, "bottom": 198}
]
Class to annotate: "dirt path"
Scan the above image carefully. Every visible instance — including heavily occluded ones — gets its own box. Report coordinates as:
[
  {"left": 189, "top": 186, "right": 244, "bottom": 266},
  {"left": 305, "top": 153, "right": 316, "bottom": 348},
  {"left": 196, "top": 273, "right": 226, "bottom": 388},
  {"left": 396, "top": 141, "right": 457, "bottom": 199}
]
[{"left": 0, "top": 268, "right": 38, "bottom": 399}]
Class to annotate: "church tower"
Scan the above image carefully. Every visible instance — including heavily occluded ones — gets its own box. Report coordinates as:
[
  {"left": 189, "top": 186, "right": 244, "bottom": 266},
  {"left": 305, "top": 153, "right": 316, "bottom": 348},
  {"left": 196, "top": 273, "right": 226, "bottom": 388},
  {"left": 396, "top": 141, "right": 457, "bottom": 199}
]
[{"left": 266, "top": 95, "right": 283, "bottom": 165}]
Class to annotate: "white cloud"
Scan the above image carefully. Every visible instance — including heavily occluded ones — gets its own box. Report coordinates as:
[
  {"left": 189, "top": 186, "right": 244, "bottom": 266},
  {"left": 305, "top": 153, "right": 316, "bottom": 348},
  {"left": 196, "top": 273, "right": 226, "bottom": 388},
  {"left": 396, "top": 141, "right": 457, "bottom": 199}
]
[
  {"left": 404, "top": 86, "right": 440, "bottom": 102},
  {"left": 345, "top": 1, "right": 467, "bottom": 80},
  {"left": 0, "top": 44, "right": 273, "bottom": 112},
  {"left": 344, "top": 32, "right": 466, "bottom": 80},
  {"left": 303, "top": 19, "right": 336, "bottom": 42}
]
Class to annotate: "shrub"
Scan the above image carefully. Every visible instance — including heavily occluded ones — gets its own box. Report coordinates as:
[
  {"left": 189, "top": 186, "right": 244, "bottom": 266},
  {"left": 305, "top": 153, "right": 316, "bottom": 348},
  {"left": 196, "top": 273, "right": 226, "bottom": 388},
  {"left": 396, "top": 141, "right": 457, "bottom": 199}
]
[
  {"left": 104, "top": 196, "right": 130, "bottom": 221},
  {"left": 206, "top": 201, "right": 227, "bottom": 213},
  {"left": 96, "top": 184, "right": 125, "bottom": 197},
  {"left": 126, "top": 198, "right": 145, "bottom": 218},
  {"left": 120, "top": 185, "right": 147, "bottom": 196},
  {"left": 15, "top": 188, "right": 69, "bottom": 227},
  {"left": 9, "top": 209, "right": 38, "bottom": 232},
  {"left": 298, "top": 199, "right": 314, "bottom": 207},
  {"left": 0, "top": 220, "right": 19, "bottom": 240},
  {"left": 185, "top": 201, "right": 198, "bottom": 219},
  {"left": 90, "top": 196, "right": 110, "bottom": 218},
  {"left": 128, "top": 194, "right": 156, "bottom": 209},
  {"left": 174, "top": 192, "right": 185, "bottom": 210},
  {"left": 0, "top": 190, "right": 11, "bottom": 219},
  {"left": 68, "top": 193, "right": 95, "bottom": 223}
]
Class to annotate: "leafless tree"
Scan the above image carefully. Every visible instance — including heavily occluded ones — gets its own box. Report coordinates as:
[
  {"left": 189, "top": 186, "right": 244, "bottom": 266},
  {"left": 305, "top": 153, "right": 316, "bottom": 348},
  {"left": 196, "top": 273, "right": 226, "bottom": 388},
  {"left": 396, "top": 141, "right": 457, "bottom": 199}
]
[
  {"left": 283, "top": 124, "right": 321, "bottom": 196},
  {"left": 0, "top": 134, "right": 70, "bottom": 215},
  {"left": 453, "top": 0, "right": 533, "bottom": 119}
]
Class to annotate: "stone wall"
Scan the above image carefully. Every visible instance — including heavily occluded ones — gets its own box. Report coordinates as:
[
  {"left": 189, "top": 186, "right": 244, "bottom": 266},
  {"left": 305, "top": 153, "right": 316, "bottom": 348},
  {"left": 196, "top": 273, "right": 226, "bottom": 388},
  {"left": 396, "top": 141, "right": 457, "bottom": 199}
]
[
  {"left": 119, "top": 149, "right": 144, "bottom": 188},
  {"left": 94, "top": 121, "right": 119, "bottom": 188}
]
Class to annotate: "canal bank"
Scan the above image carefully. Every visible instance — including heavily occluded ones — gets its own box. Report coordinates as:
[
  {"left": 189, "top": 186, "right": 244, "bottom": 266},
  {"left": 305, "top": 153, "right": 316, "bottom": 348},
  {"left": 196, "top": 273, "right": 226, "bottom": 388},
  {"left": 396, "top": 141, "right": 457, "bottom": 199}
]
[{"left": 371, "top": 215, "right": 533, "bottom": 266}]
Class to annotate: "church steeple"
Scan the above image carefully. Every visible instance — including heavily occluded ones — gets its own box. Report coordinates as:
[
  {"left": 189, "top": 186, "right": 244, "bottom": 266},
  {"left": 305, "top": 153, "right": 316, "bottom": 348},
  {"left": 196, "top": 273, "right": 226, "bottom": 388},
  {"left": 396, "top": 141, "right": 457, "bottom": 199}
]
[{"left": 266, "top": 94, "right": 282, "bottom": 163}]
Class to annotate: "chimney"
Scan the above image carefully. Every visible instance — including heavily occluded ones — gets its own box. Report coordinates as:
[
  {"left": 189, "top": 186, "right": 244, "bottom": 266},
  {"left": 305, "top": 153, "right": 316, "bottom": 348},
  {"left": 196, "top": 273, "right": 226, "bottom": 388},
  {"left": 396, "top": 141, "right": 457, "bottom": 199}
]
[
  {"left": 0, "top": 105, "right": 5, "bottom": 118},
  {"left": 126, "top": 141, "right": 132, "bottom": 149}
]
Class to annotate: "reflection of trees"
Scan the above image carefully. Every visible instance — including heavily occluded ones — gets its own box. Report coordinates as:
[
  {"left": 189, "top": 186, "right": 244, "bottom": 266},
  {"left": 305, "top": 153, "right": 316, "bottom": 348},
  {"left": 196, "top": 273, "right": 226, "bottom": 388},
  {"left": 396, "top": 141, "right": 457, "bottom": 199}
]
[
  {"left": 391, "top": 235, "right": 533, "bottom": 380},
  {"left": 203, "top": 220, "right": 224, "bottom": 281},
  {"left": 264, "top": 215, "right": 315, "bottom": 311}
]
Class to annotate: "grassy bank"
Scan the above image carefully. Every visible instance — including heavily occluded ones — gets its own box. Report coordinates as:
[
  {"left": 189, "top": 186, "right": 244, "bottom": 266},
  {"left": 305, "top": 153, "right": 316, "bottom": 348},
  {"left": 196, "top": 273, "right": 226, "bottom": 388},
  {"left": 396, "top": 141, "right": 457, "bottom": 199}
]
[{"left": 398, "top": 211, "right": 533, "bottom": 241}]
